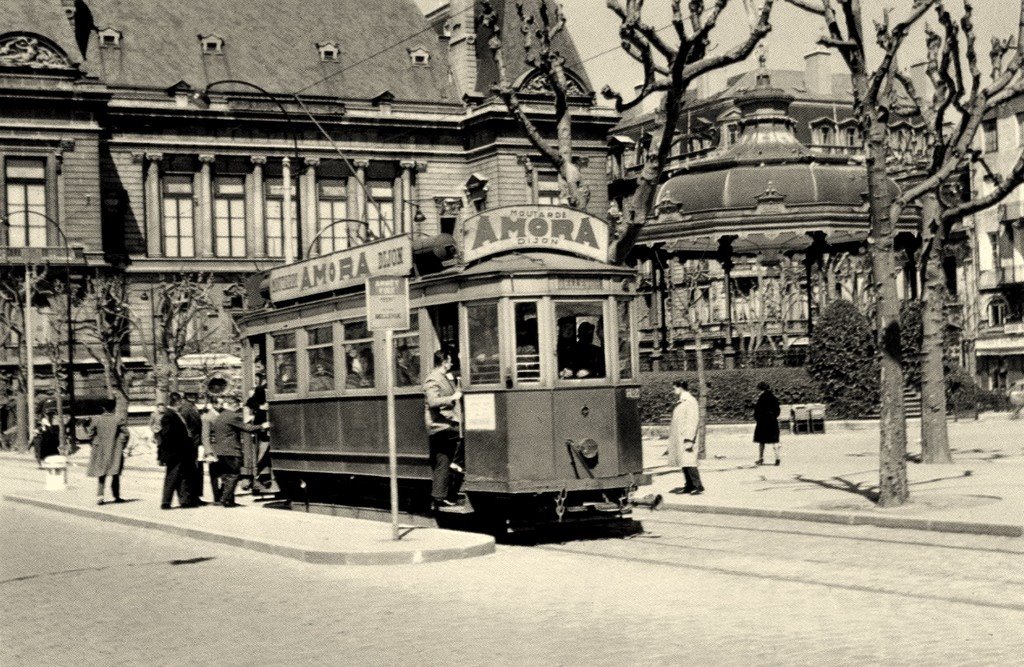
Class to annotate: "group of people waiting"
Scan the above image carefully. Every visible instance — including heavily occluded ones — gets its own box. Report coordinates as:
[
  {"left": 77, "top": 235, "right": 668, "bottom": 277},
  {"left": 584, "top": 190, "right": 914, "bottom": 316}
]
[{"left": 152, "top": 392, "right": 269, "bottom": 509}]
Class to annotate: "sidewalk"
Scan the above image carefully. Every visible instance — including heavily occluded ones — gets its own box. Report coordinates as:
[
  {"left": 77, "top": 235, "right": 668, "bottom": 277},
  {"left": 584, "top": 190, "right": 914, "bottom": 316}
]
[
  {"left": 0, "top": 454, "right": 495, "bottom": 565},
  {"left": 641, "top": 416, "right": 1024, "bottom": 537}
]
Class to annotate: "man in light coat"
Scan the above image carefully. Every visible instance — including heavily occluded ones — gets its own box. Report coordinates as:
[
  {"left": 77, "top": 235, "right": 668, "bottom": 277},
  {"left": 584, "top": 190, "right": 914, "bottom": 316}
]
[{"left": 668, "top": 380, "right": 704, "bottom": 495}]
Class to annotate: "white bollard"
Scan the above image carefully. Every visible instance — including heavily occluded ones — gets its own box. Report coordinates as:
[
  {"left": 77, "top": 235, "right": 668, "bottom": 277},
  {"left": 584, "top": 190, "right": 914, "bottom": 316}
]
[{"left": 41, "top": 456, "right": 68, "bottom": 491}]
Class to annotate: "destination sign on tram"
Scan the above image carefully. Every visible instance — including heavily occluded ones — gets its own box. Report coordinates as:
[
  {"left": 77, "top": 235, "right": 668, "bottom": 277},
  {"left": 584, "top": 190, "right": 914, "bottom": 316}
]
[
  {"left": 460, "top": 205, "right": 610, "bottom": 264},
  {"left": 269, "top": 234, "right": 413, "bottom": 303}
]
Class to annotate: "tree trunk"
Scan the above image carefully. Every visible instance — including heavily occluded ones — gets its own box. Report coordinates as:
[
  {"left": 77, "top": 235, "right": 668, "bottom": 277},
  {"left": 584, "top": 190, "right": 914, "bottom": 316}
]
[
  {"left": 155, "top": 342, "right": 172, "bottom": 404},
  {"left": 866, "top": 115, "right": 909, "bottom": 507},
  {"left": 919, "top": 192, "right": 953, "bottom": 463},
  {"left": 14, "top": 338, "right": 29, "bottom": 450},
  {"left": 695, "top": 323, "right": 708, "bottom": 460}
]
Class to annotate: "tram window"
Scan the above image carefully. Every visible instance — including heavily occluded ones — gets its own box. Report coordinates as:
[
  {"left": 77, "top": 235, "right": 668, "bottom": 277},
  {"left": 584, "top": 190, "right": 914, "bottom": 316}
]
[
  {"left": 394, "top": 313, "right": 420, "bottom": 387},
  {"left": 306, "top": 325, "right": 335, "bottom": 392},
  {"left": 555, "top": 301, "right": 606, "bottom": 379},
  {"left": 343, "top": 321, "right": 375, "bottom": 389},
  {"left": 272, "top": 331, "right": 298, "bottom": 394},
  {"left": 466, "top": 303, "right": 500, "bottom": 385},
  {"left": 617, "top": 300, "right": 633, "bottom": 379},
  {"left": 514, "top": 302, "right": 540, "bottom": 383}
]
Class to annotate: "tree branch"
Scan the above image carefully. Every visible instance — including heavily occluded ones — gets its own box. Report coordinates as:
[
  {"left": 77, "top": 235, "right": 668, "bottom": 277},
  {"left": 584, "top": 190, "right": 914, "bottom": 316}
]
[{"left": 942, "top": 151, "right": 1024, "bottom": 223}]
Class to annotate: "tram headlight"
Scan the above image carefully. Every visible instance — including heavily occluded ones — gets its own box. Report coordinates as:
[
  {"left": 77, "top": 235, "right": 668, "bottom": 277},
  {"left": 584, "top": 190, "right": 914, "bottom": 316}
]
[{"left": 574, "top": 439, "right": 600, "bottom": 467}]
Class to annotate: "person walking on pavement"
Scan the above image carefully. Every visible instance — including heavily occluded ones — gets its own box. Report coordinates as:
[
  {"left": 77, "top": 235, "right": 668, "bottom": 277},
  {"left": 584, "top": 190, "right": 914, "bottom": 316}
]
[
  {"left": 174, "top": 392, "right": 206, "bottom": 504},
  {"left": 423, "top": 347, "right": 464, "bottom": 511},
  {"left": 86, "top": 403, "right": 130, "bottom": 505},
  {"left": 754, "top": 381, "right": 782, "bottom": 466},
  {"left": 668, "top": 380, "right": 703, "bottom": 495},
  {"left": 200, "top": 398, "right": 223, "bottom": 503},
  {"left": 31, "top": 404, "right": 62, "bottom": 465},
  {"left": 212, "top": 395, "right": 268, "bottom": 508},
  {"left": 158, "top": 393, "right": 197, "bottom": 509}
]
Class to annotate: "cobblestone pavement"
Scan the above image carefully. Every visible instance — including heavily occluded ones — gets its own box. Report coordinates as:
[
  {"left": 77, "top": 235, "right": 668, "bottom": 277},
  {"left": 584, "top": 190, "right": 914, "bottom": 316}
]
[{"left": 2, "top": 497, "right": 1022, "bottom": 665}]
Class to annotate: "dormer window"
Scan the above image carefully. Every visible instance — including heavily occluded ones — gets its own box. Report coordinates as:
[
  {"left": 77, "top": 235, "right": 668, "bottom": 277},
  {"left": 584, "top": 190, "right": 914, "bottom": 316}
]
[
  {"left": 199, "top": 35, "right": 224, "bottom": 55},
  {"left": 317, "top": 42, "right": 340, "bottom": 62},
  {"left": 408, "top": 47, "right": 430, "bottom": 66},
  {"left": 99, "top": 29, "right": 122, "bottom": 49}
]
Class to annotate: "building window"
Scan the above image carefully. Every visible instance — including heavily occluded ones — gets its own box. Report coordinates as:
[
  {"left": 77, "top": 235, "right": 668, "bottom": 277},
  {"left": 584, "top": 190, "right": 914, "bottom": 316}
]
[
  {"left": 394, "top": 313, "right": 420, "bottom": 387},
  {"left": 306, "top": 325, "right": 335, "bottom": 392},
  {"left": 98, "top": 29, "right": 122, "bottom": 48},
  {"left": 366, "top": 181, "right": 394, "bottom": 238},
  {"left": 272, "top": 331, "right": 297, "bottom": 395},
  {"left": 536, "top": 171, "right": 562, "bottom": 205},
  {"left": 844, "top": 126, "right": 860, "bottom": 147},
  {"left": 213, "top": 176, "right": 246, "bottom": 257},
  {"left": 200, "top": 35, "right": 224, "bottom": 54},
  {"left": 162, "top": 174, "right": 195, "bottom": 257},
  {"left": 409, "top": 48, "right": 430, "bottom": 66},
  {"left": 317, "top": 42, "right": 340, "bottom": 62},
  {"left": 264, "top": 177, "right": 296, "bottom": 258},
  {"left": 988, "top": 299, "right": 1007, "bottom": 326},
  {"left": 726, "top": 123, "right": 740, "bottom": 147},
  {"left": 814, "top": 123, "right": 835, "bottom": 146},
  {"left": 983, "top": 119, "right": 999, "bottom": 153},
  {"left": 316, "top": 177, "right": 349, "bottom": 253},
  {"left": 4, "top": 158, "right": 47, "bottom": 248},
  {"left": 343, "top": 320, "right": 375, "bottom": 389}
]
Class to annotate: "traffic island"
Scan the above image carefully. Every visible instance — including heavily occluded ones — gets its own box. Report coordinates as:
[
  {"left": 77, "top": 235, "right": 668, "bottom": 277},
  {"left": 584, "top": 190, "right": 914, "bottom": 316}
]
[{"left": 4, "top": 489, "right": 495, "bottom": 566}]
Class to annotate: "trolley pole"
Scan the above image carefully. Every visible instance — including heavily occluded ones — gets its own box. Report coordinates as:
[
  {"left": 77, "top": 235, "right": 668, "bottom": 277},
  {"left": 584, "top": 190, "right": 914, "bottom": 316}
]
[{"left": 384, "top": 328, "right": 399, "bottom": 541}]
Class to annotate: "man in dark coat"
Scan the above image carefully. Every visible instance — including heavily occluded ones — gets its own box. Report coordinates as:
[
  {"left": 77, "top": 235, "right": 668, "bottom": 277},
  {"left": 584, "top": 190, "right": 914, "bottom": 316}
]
[
  {"left": 86, "top": 404, "right": 130, "bottom": 505},
  {"left": 32, "top": 405, "right": 61, "bottom": 464},
  {"left": 158, "top": 394, "right": 197, "bottom": 509},
  {"left": 174, "top": 393, "right": 206, "bottom": 503},
  {"left": 753, "top": 381, "right": 782, "bottom": 466},
  {"left": 212, "top": 395, "right": 268, "bottom": 507}
]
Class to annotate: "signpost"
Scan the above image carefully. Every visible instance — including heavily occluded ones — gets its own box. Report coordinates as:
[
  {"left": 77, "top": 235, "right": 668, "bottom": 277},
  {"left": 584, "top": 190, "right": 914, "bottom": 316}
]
[{"left": 366, "top": 276, "right": 410, "bottom": 540}]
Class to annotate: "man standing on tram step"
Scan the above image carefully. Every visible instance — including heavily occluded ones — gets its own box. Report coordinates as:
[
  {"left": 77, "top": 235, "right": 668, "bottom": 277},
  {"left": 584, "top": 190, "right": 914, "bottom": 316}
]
[
  {"left": 212, "top": 395, "right": 269, "bottom": 508},
  {"left": 174, "top": 392, "right": 206, "bottom": 504},
  {"left": 159, "top": 393, "right": 197, "bottom": 509},
  {"left": 753, "top": 381, "right": 782, "bottom": 466},
  {"left": 668, "top": 380, "right": 704, "bottom": 495},
  {"left": 423, "top": 347, "right": 464, "bottom": 511}
]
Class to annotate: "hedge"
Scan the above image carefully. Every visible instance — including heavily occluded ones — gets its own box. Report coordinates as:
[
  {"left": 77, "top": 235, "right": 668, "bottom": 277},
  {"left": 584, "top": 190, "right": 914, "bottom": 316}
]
[{"left": 639, "top": 367, "right": 823, "bottom": 424}]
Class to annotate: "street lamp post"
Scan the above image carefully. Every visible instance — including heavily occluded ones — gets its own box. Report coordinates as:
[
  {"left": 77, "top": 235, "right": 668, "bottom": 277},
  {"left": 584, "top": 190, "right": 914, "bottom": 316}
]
[{"left": 2, "top": 210, "right": 78, "bottom": 452}]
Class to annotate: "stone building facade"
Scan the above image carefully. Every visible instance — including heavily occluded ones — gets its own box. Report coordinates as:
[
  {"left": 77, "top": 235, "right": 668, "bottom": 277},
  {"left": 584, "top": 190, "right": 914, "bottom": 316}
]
[{"left": 0, "top": 0, "right": 617, "bottom": 412}]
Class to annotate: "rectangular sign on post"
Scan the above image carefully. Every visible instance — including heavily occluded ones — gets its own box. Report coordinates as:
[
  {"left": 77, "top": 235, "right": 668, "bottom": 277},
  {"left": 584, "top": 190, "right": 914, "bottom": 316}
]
[{"left": 366, "top": 276, "right": 410, "bottom": 332}]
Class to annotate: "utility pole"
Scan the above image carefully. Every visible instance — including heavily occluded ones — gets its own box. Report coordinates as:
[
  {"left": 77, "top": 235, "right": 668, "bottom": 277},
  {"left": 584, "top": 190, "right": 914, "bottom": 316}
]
[{"left": 23, "top": 265, "right": 35, "bottom": 436}]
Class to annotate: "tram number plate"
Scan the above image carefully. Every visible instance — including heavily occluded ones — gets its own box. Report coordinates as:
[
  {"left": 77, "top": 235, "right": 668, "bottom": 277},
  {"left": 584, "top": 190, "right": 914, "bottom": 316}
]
[{"left": 556, "top": 277, "right": 602, "bottom": 291}]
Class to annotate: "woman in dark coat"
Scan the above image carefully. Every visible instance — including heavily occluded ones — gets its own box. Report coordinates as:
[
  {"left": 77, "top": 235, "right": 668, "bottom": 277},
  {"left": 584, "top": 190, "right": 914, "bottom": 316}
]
[
  {"left": 753, "top": 381, "right": 781, "bottom": 466},
  {"left": 86, "top": 405, "right": 130, "bottom": 505}
]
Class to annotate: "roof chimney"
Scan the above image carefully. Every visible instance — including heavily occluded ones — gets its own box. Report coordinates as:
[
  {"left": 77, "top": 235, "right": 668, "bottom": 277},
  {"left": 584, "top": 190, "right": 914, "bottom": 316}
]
[{"left": 803, "top": 49, "right": 833, "bottom": 97}]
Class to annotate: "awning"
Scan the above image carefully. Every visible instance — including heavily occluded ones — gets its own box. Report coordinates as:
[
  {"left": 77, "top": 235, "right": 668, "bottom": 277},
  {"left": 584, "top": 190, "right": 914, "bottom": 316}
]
[{"left": 975, "top": 337, "right": 1024, "bottom": 356}]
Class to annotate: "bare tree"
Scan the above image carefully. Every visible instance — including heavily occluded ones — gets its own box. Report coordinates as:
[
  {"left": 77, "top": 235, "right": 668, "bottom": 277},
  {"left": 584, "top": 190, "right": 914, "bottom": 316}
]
[
  {"left": 152, "top": 274, "right": 218, "bottom": 402},
  {"left": 604, "top": 0, "right": 776, "bottom": 259},
  {"left": 0, "top": 265, "right": 49, "bottom": 450},
  {"left": 482, "top": 0, "right": 590, "bottom": 208},
  {"left": 785, "top": 0, "right": 939, "bottom": 506},
  {"left": 884, "top": 1, "right": 1024, "bottom": 463},
  {"left": 78, "top": 274, "right": 134, "bottom": 419}
]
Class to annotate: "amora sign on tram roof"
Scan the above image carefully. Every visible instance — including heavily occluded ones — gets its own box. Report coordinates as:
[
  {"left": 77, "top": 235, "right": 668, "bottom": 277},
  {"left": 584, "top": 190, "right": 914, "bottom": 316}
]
[
  {"left": 269, "top": 234, "right": 412, "bottom": 303},
  {"left": 458, "top": 206, "right": 611, "bottom": 264}
]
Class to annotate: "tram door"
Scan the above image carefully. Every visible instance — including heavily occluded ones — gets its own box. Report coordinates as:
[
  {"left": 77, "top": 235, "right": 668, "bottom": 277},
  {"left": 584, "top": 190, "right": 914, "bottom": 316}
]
[{"left": 426, "top": 304, "right": 460, "bottom": 376}]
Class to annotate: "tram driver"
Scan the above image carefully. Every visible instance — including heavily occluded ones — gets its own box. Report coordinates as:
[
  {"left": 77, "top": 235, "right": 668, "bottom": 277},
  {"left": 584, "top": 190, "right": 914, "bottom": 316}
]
[
  {"left": 557, "top": 317, "right": 606, "bottom": 379},
  {"left": 423, "top": 347, "right": 464, "bottom": 511}
]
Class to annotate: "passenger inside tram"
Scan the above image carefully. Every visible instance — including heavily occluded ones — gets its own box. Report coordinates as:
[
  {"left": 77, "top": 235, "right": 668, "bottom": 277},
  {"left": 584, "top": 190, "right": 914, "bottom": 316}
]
[
  {"left": 572, "top": 321, "right": 606, "bottom": 378},
  {"left": 556, "top": 309, "right": 606, "bottom": 379}
]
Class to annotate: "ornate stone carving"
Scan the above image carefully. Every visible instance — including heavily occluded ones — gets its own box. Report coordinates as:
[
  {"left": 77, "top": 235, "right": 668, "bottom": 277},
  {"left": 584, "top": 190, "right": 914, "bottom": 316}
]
[
  {"left": 434, "top": 197, "right": 463, "bottom": 217},
  {"left": 518, "top": 69, "right": 587, "bottom": 96},
  {"left": 0, "top": 34, "right": 73, "bottom": 69}
]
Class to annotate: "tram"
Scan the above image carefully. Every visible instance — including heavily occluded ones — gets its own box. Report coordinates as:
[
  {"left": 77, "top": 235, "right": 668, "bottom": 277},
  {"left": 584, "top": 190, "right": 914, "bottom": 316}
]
[{"left": 237, "top": 205, "right": 650, "bottom": 531}]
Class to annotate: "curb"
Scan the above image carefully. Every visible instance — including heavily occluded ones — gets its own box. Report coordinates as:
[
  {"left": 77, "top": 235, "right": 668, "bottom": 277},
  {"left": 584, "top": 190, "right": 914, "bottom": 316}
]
[
  {"left": 4, "top": 494, "right": 496, "bottom": 565},
  {"left": 656, "top": 500, "right": 1023, "bottom": 537}
]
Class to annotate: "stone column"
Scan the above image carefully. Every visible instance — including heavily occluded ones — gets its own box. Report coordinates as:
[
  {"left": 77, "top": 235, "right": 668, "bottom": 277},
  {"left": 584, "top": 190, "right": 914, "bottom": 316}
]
[
  {"left": 353, "top": 159, "right": 369, "bottom": 224},
  {"left": 399, "top": 160, "right": 415, "bottom": 235},
  {"left": 197, "top": 154, "right": 215, "bottom": 258},
  {"left": 250, "top": 156, "right": 267, "bottom": 257},
  {"left": 281, "top": 156, "right": 294, "bottom": 263},
  {"left": 144, "top": 152, "right": 163, "bottom": 257},
  {"left": 301, "top": 157, "right": 320, "bottom": 257}
]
